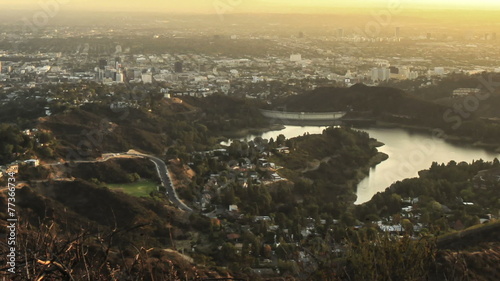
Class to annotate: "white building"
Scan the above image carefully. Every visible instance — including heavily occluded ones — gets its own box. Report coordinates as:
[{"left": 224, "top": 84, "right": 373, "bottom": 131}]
[
  {"left": 399, "top": 66, "right": 410, "bottom": 79},
  {"left": 24, "top": 159, "right": 40, "bottom": 167},
  {"left": 434, "top": 67, "right": 445, "bottom": 76},
  {"left": 194, "top": 76, "right": 208, "bottom": 82},
  {"left": 141, "top": 73, "right": 153, "bottom": 83},
  {"left": 115, "top": 73, "right": 124, "bottom": 83},
  {"left": 371, "top": 67, "right": 391, "bottom": 82},
  {"left": 409, "top": 71, "right": 419, "bottom": 80},
  {"left": 453, "top": 88, "right": 480, "bottom": 97},
  {"left": 290, "top": 54, "right": 302, "bottom": 62}
]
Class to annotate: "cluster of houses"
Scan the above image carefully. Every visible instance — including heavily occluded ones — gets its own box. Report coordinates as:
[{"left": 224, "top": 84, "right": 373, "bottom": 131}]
[
  {"left": 191, "top": 146, "right": 288, "bottom": 212},
  {"left": 1, "top": 158, "right": 40, "bottom": 180},
  {"left": 185, "top": 144, "right": 351, "bottom": 276}
]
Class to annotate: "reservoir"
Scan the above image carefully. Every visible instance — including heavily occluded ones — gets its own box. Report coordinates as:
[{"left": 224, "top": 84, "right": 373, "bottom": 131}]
[{"left": 229, "top": 126, "right": 500, "bottom": 205}]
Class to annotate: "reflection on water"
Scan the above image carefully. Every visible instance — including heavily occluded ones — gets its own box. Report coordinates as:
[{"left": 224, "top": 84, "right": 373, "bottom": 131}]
[
  {"left": 354, "top": 127, "right": 499, "bottom": 204},
  {"left": 225, "top": 125, "right": 500, "bottom": 205},
  {"left": 220, "top": 126, "right": 329, "bottom": 146}
]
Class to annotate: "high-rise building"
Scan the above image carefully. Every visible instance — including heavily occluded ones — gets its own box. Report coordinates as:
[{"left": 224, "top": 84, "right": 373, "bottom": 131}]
[
  {"left": 492, "top": 33, "right": 497, "bottom": 40},
  {"left": 116, "top": 72, "right": 124, "bottom": 83},
  {"left": 98, "top": 59, "right": 107, "bottom": 70},
  {"left": 115, "top": 57, "right": 122, "bottom": 69},
  {"left": 426, "top": 33, "right": 432, "bottom": 40},
  {"left": 371, "top": 68, "right": 378, "bottom": 81},
  {"left": 174, "top": 61, "right": 183, "bottom": 73},
  {"left": 98, "top": 69, "right": 104, "bottom": 81},
  {"left": 142, "top": 73, "right": 153, "bottom": 83},
  {"left": 379, "top": 68, "right": 390, "bottom": 81},
  {"left": 395, "top": 27, "right": 400, "bottom": 38},
  {"left": 371, "top": 67, "right": 390, "bottom": 82},
  {"left": 409, "top": 71, "right": 419, "bottom": 80}
]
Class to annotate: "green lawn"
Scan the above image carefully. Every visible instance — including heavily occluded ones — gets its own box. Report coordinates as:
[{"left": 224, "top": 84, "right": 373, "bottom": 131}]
[{"left": 107, "top": 180, "right": 159, "bottom": 197}]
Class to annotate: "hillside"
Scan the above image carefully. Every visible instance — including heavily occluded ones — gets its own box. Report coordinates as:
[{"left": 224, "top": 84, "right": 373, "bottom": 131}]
[
  {"left": 37, "top": 95, "right": 270, "bottom": 160},
  {"left": 276, "top": 84, "right": 500, "bottom": 145},
  {"left": 435, "top": 94, "right": 500, "bottom": 119},
  {"left": 276, "top": 84, "right": 450, "bottom": 126},
  {"left": 334, "top": 222, "right": 500, "bottom": 281},
  {"left": 0, "top": 180, "right": 228, "bottom": 280},
  {"left": 431, "top": 221, "right": 500, "bottom": 281}
]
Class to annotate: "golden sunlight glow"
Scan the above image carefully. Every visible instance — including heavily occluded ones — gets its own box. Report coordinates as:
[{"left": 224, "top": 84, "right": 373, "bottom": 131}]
[{"left": 3, "top": 0, "right": 500, "bottom": 13}]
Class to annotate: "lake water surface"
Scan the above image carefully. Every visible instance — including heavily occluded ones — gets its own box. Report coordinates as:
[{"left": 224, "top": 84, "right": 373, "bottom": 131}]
[{"left": 228, "top": 125, "right": 500, "bottom": 204}]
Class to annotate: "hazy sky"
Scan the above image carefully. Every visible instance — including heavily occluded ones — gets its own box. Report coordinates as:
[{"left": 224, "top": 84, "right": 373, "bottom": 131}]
[{"left": 3, "top": 0, "right": 500, "bottom": 13}]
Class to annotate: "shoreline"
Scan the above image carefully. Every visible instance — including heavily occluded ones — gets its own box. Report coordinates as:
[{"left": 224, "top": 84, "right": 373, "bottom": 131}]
[
  {"left": 373, "top": 121, "right": 500, "bottom": 153},
  {"left": 347, "top": 151, "right": 390, "bottom": 206},
  {"left": 233, "top": 119, "right": 500, "bottom": 154},
  {"left": 220, "top": 123, "right": 285, "bottom": 140}
]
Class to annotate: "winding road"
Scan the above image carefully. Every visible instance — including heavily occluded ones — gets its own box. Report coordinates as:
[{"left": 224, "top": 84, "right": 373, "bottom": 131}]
[
  {"left": 42, "top": 150, "right": 193, "bottom": 212},
  {"left": 123, "top": 151, "right": 193, "bottom": 212}
]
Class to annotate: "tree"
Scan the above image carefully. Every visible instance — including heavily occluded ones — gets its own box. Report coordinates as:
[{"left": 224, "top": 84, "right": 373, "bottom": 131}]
[
  {"left": 263, "top": 244, "right": 272, "bottom": 259},
  {"left": 276, "top": 134, "right": 286, "bottom": 146},
  {"left": 221, "top": 186, "right": 236, "bottom": 207},
  {"left": 391, "top": 213, "right": 401, "bottom": 225},
  {"left": 342, "top": 234, "right": 436, "bottom": 281},
  {"left": 228, "top": 141, "right": 242, "bottom": 157},
  {"left": 38, "top": 146, "right": 54, "bottom": 158},
  {"left": 430, "top": 201, "right": 442, "bottom": 212},
  {"left": 460, "top": 188, "right": 475, "bottom": 201},
  {"left": 220, "top": 243, "right": 237, "bottom": 263},
  {"left": 38, "top": 132, "right": 52, "bottom": 144},
  {"left": 401, "top": 219, "right": 413, "bottom": 235},
  {"left": 341, "top": 212, "right": 357, "bottom": 226}
]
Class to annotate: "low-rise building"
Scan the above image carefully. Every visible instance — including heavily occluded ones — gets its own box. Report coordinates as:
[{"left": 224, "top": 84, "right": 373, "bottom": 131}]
[{"left": 452, "top": 88, "right": 480, "bottom": 97}]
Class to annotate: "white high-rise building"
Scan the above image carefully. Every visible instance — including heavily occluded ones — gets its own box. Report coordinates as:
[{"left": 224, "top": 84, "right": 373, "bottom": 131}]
[
  {"left": 371, "top": 67, "right": 390, "bottom": 82},
  {"left": 116, "top": 73, "right": 124, "bottom": 83},
  {"left": 371, "top": 68, "right": 379, "bottom": 81},
  {"left": 409, "top": 71, "right": 419, "bottom": 80},
  {"left": 379, "top": 68, "right": 390, "bottom": 81},
  {"left": 142, "top": 73, "right": 153, "bottom": 83},
  {"left": 98, "top": 69, "right": 104, "bottom": 81}
]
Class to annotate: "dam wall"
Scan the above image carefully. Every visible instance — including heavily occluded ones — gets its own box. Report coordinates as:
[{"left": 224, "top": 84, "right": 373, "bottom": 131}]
[{"left": 260, "top": 110, "right": 346, "bottom": 121}]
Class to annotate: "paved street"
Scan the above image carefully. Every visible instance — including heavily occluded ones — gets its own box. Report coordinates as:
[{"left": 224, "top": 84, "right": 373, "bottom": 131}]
[{"left": 39, "top": 151, "right": 193, "bottom": 212}]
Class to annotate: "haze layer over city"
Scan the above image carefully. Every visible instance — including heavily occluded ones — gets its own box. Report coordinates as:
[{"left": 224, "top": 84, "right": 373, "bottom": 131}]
[{"left": 1, "top": 1, "right": 500, "bottom": 280}]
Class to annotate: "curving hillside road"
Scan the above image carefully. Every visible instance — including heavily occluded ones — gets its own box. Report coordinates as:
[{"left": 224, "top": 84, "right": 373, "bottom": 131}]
[
  {"left": 44, "top": 151, "right": 193, "bottom": 212},
  {"left": 121, "top": 151, "right": 193, "bottom": 212}
]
